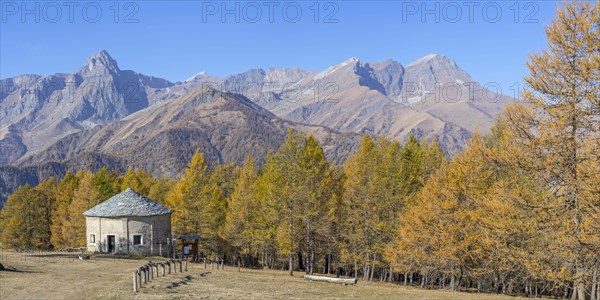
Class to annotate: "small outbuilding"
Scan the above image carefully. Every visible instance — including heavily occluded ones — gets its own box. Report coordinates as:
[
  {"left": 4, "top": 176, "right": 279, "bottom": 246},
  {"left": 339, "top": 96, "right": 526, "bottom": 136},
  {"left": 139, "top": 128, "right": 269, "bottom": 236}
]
[
  {"left": 179, "top": 235, "right": 200, "bottom": 257},
  {"left": 83, "top": 188, "right": 173, "bottom": 256}
]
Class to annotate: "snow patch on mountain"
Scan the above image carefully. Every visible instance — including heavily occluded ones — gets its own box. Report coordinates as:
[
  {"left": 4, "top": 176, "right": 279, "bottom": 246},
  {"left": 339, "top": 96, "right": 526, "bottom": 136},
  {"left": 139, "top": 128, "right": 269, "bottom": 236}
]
[
  {"left": 313, "top": 57, "right": 359, "bottom": 81},
  {"left": 407, "top": 53, "right": 441, "bottom": 67},
  {"left": 185, "top": 71, "right": 208, "bottom": 82}
]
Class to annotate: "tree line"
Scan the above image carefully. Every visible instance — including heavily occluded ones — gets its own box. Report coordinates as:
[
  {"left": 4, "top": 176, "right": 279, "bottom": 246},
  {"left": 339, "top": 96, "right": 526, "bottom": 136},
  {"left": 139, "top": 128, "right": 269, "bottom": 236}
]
[{"left": 0, "top": 1, "right": 598, "bottom": 299}]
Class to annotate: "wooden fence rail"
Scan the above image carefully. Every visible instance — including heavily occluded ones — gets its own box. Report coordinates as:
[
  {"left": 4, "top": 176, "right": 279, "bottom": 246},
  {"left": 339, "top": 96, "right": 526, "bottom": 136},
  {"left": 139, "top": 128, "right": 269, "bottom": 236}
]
[
  {"left": 133, "top": 256, "right": 225, "bottom": 292},
  {"left": 201, "top": 258, "right": 224, "bottom": 270},
  {"left": 133, "top": 258, "right": 188, "bottom": 292}
]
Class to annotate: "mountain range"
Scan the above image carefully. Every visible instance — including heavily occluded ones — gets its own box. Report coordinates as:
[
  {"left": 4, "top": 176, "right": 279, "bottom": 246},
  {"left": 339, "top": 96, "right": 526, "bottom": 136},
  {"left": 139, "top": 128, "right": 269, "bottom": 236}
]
[{"left": 0, "top": 50, "right": 512, "bottom": 207}]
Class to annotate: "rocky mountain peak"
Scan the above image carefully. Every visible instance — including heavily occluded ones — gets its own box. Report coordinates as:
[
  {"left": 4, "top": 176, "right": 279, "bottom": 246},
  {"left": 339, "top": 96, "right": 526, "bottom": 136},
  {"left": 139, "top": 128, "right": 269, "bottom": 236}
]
[
  {"left": 185, "top": 71, "right": 209, "bottom": 82},
  {"left": 345, "top": 57, "right": 360, "bottom": 63},
  {"left": 404, "top": 53, "right": 472, "bottom": 86},
  {"left": 406, "top": 54, "right": 464, "bottom": 73},
  {"left": 78, "top": 50, "right": 121, "bottom": 76},
  {"left": 407, "top": 53, "right": 443, "bottom": 66}
]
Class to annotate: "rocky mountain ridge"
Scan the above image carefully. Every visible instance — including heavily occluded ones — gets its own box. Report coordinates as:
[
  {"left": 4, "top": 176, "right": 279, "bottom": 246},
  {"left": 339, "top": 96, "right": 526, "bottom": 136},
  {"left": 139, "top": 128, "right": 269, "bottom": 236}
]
[{"left": 0, "top": 50, "right": 512, "bottom": 207}]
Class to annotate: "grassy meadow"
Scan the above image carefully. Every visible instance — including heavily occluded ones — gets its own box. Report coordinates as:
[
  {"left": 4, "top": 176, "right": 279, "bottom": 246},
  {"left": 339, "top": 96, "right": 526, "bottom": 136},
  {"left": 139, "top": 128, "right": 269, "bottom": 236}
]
[{"left": 0, "top": 251, "right": 527, "bottom": 300}]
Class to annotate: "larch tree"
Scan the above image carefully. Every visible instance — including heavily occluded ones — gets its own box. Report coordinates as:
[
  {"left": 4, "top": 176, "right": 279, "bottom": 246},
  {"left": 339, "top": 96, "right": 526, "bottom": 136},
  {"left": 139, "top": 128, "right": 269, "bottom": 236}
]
[
  {"left": 50, "top": 172, "right": 79, "bottom": 249},
  {"left": 503, "top": 1, "right": 599, "bottom": 299},
  {"left": 0, "top": 185, "right": 33, "bottom": 249},
  {"left": 167, "top": 152, "right": 210, "bottom": 238},
  {"left": 253, "top": 153, "right": 284, "bottom": 269},
  {"left": 258, "top": 130, "right": 333, "bottom": 276},
  {"left": 121, "top": 166, "right": 154, "bottom": 195},
  {"left": 147, "top": 178, "right": 175, "bottom": 206},
  {"left": 33, "top": 178, "right": 58, "bottom": 250},
  {"left": 63, "top": 170, "right": 100, "bottom": 247},
  {"left": 320, "top": 165, "right": 345, "bottom": 275},
  {"left": 205, "top": 163, "right": 238, "bottom": 256},
  {"left": 298, "top": 135, "right": 332, "bottom": 275},
  {"left": 0, "top": 184, "right": 54, "bottom": 250},
  {"left": 341, "top": 133, "right": 380, "bottom": 279},
  {"left": 222, "top": 157, "right": 259, "bottom": 266},
  {"left": 94, "top": 167, "right": 117, "bottom": 202},
  {"left": 270, "top": 129, "right": 305, "bottom": 276}
]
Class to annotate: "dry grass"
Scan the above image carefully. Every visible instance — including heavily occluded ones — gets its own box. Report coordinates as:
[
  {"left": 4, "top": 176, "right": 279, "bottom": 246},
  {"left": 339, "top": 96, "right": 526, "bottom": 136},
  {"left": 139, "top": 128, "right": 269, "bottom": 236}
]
[{"left": 1, "top": 251, "right": 525, "bottom": 300}]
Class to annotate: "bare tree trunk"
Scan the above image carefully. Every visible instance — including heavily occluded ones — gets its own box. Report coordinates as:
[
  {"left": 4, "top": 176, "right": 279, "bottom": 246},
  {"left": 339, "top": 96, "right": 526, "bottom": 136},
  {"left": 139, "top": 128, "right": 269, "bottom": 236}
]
[
  {"left": 288, "top": 207, "right": 294, "bottom": 276},
  {"left": 591, "top": 269, "right": 597, "bottom": 300},
  {"left": 270, "top": 253, "right": 274, "bottom": 269},
  {"left": 570, "top": 278, "right": 586, "bottom": 300},
  {"left": 494, "top": 271, "right": 500, "bottom": 293},
  {"left": 441, "top": 274, "right": 446, "bottom": 289},
  {"left": 363, "top": 253, "right": 369, "bottom": 281},
  {"left": 575, "top": 275, "right": 586, "bottom": 300},
  {"left": 576, "top": 283, "right": 585, "bottom": 300},
  {"left": 404, "top": 272, "right": 408, "bottom": 285},
  {"left": 297, "top": 252, "right": 304, "bottom": 271},
  {"left": 306, "top": 223, "right": 310, "bottom": 274},
  {"left": 261, "top": 250, "right": 264, "bottom": 268},
  {"left": 310, "top": 250, "right": 315, "bottom": 275},
  {"left": 288, "top": 254, "right": 293, "bottom": 276}
]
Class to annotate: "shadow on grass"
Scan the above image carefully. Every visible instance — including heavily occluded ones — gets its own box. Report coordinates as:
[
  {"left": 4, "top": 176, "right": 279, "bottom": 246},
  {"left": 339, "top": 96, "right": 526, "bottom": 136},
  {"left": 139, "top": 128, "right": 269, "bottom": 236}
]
[
  {"left": 0, "top": 266, "right": 39, "bottom": 273},
  {"left": 166, "top": 275, "right": 193, "bottom": 289},
  {"left": 27, "top": 253, "right": 78, "bottom": 258}
]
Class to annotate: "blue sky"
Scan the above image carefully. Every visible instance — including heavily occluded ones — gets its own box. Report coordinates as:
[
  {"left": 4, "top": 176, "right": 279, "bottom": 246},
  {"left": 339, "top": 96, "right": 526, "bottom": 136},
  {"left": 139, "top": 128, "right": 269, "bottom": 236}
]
[{"left": 1, "top": 1, "right": 559, "bottom": 93}]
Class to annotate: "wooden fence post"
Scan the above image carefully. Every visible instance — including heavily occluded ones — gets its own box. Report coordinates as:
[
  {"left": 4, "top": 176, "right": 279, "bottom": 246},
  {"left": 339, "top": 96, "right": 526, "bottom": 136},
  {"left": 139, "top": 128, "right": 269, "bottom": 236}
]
[
  {"left": 133, "top": 270, "right": 138, "bottom": 292},
  {"left": 160, "top": 263, "right": 165, "bottom": 276},
  {"left": 204, "top": 258, "right": 207, "bottom": 269},
  {"left": 166, "top": 261, "right": 171, "bottom": 274},
  {"left": 178, "top": 259, "right": 183, "bottom": 272},
  {"left": 141, "top": 267, "right": 147, "bottom": 284},
  {"left": 147, "top": 264, "right": 153, "bottom": 280},
  {"left": 143, "top": 265, "right": 148, "bottom": 281},
  {"left": 184, "top": 258, "right": 188, "bottom": 271},
  {"left": 221, "top": 259, "right": 224, "bottom": 270}
]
